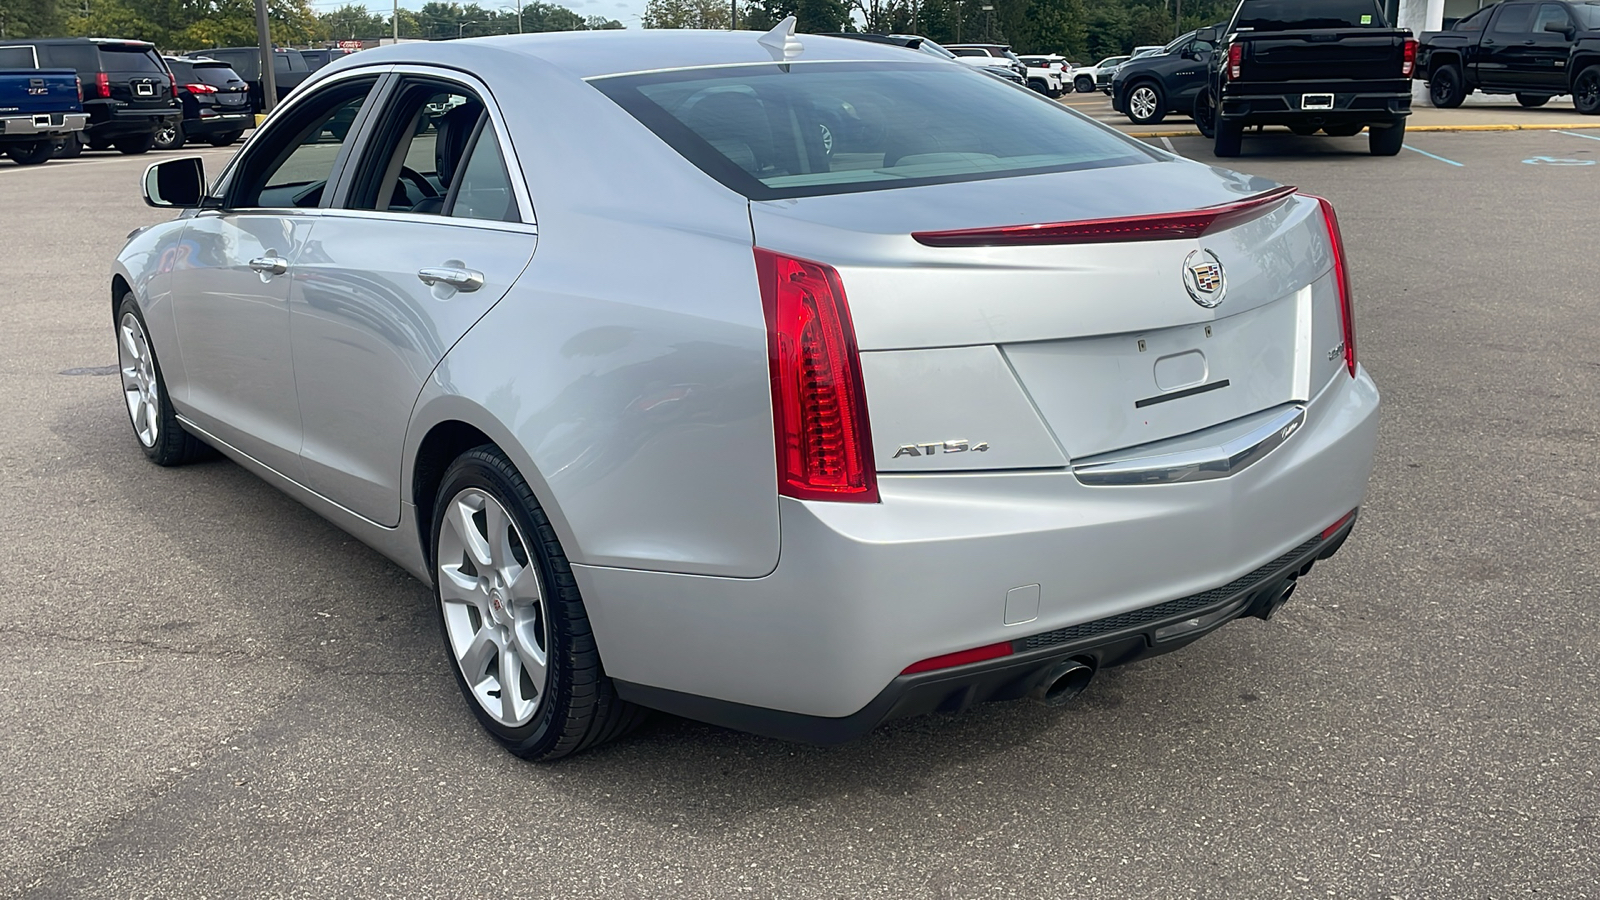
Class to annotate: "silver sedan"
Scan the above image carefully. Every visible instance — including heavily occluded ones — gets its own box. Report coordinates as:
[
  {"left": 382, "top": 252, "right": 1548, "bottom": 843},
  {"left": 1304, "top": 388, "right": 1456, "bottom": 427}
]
[{"left": 115, "top": 21, "right": 1379, "bottom": 760}]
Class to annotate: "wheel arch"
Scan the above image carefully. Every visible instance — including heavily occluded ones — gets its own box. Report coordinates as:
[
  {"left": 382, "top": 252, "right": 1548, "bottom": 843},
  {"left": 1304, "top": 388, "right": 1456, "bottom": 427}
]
[
  {"left": 1428, "top": 52, "right": 1463, "bottom": 78},
  {"left": 111, "top": 273, "right": 133, "bottom": 323}
]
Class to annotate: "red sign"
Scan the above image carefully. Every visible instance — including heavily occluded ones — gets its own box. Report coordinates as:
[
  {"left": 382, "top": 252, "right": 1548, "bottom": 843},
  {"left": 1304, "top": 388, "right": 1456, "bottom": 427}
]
[{"left": 337, "top": 40, "right": 363, "bottom": 51}]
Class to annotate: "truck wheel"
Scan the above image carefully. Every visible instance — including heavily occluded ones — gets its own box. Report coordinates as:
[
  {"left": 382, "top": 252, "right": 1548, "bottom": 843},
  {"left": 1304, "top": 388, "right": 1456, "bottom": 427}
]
[
  {"left": 1075, "top": 75, "right": 1094, "bottom": 93},
  {"left": 1576, "top": 66, "right": 1600, "bottom": 115},
  {"left": 6, "top": 140, "right": 56, "bottom": 166},
  {"left": 1368, "top": 119, "right": 1406, "bottom": 156},
  {"left": 1429, "top": 64, "right": 1466, "bottom": 108},
  {"left": 1213, "top": 119, "right": 1243, "bottom": 157},
  {"left": 1515, "top": 93, "right": 1551, "bottom": 108},
  {"left": 55, "top": 133, "right": 83, "bottom": 158},
  {"left": 1193, "top": 90, "right": 1217, "bottom": 139},
  {"left": 153, "top": 121, "right": 185, "bottom": 151},
  {"left": 114, "top": 133, "right": 156, "bottom": 155},
  {"left": 1125, "top": 83, "right": 1166, "bottom": 125}
]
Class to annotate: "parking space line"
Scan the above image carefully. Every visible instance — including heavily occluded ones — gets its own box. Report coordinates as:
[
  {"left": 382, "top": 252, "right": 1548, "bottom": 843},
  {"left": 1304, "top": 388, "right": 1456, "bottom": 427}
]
[
  {"left": 1556, "top": 130, "right": 1600, "bottom": 142},
  {"left": 1159, "top": 137, "right": 1176, "bottom": 152},
  {"left": 1402, "top": 144, "right": 1464, "bottom": 167}
]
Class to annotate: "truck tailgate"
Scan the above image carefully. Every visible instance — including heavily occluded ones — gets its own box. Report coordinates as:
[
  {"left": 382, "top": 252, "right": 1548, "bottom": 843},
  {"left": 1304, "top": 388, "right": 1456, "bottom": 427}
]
[
  {"left": 0, "top": 70, "right": 81, "bottom": 119},
  {"left": 1239, "top": 29, "right": 1407, "bottom": 83}
]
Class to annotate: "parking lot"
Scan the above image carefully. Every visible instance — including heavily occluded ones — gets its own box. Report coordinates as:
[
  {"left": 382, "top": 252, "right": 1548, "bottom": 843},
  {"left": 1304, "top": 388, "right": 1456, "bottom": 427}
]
[{"left": 2, "top": 123, "right": 1597, "bottom": 898}]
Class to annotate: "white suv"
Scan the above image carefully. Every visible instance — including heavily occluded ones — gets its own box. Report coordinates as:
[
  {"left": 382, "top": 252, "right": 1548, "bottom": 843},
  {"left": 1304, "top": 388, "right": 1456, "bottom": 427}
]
[{"left": 1017, "top": 55, "right": 1068, "bottom": 97}]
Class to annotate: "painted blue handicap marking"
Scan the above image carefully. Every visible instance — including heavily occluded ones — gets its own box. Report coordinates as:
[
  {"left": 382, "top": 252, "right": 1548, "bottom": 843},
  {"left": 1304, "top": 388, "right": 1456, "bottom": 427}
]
[{"left": 1522, "top": 156, "right": 1596, "bottom": 166}]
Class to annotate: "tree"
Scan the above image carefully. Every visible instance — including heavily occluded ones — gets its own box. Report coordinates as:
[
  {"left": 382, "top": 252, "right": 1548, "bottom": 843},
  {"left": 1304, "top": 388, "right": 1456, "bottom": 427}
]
[
  {"left": 641, "top": 0, "right": 731, "bottom": 29},
  {"left": 0, "top": 0, "right": 66, "bottom": 38}
]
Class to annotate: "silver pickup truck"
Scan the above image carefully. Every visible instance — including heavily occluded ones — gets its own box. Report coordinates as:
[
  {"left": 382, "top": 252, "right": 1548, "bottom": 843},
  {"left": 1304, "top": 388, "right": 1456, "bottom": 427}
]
[{"left": 0, "top": 46, "right": 88, "bottom": 166}]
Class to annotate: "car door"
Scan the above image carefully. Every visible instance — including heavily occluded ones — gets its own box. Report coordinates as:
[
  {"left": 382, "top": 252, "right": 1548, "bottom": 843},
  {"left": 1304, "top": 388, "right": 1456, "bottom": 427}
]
[
  {"left": 1526, "top": 3, "right": 1579, "bottom": 90},
  {"left": 288, "top": 71, "right": 537, "bottom": 526},
  {"left": 1171, "top": 36, "right": 1215, "bottom": 108},
  {"left": 167, "top": 72, "right": 381, "bottom": 477},
  {"left": 1482, "top": 3, "right": 1538, "bottom": 87}
]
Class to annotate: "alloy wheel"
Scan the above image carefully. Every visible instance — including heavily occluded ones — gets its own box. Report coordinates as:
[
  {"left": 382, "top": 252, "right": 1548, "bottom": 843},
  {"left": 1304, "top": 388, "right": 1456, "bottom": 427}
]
[
  {"left": 436, "top": 487, "right": 549, "bottom": 727},
  {"left": 1130, "top": 86, "right": 1159, "bottom": 121},
  {"left": 117, "top": 312, "right": 160, "bottom": 448},
  {"left": 1578, "top": 70, "right": 1600, "bottom": 113},
  {"left": 154, "top": 123, "right": 178, "bottom": 148}
]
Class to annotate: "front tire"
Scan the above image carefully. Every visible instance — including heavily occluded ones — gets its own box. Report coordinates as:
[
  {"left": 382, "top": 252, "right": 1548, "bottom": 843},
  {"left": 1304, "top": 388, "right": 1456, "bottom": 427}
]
[
  {"left": 1577, "top": 65, "right": 1600, "bottom": 115},
  {"left": 1125, "top": 82, "right": 1166, "bottom": 125},
  {"left": 1368, "top": 119, "right": 1406, "bottom": 156},
  {"left": 153, "top": 120, "right": 185, "bottom": 151},
  {"left": 1516, "top": 93, "right": 1551, "bottom": 108},
  {"left": 1193, "top": 90, "right": 1216, "bottom": 139},
  {"left": 432, "top": 446, "right": 645, "bottom": 761},
  {"left": 1075, "top": 75, "right": 1094, "bottom": 93},
  {"left": 6, "top": 140, "right": 56, "bottom": 165},
  {"left": 115, "top": 294, "right": 209, "bottom": 466},
  {"left": 1429, "top": 64, "right": 1466, "bottom": 108},
  {"left": 114, "top": 132, "right": 156, "bottom": 155}
]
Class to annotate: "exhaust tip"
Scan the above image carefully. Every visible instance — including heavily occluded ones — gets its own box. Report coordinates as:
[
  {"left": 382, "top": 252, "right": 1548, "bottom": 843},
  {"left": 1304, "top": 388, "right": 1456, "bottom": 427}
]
[
  {"left": 1030, "top": 658, "right": 1095, "bottom": 707},
  {"left": 1250, "top": 579, "right": 1298, "bottom": 621}
]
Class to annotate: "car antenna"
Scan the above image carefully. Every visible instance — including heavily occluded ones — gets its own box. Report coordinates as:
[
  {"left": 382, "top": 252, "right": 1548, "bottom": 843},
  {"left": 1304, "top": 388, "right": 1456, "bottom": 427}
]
[{"left": 758, "top": 15, "right": 804, "bottom": 66}]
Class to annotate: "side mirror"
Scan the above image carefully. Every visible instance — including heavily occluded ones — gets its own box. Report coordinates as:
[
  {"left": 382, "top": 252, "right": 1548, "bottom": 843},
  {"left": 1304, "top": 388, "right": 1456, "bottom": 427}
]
[
  {"left": 1196, "top": 28, "right": 1218, "bottom": 43},
  {"left": 1542, "top": 20, "right": 1573, "bottom": 36},
  {"left": 143, "top": 157, "right": 206, "bottom": 208}
]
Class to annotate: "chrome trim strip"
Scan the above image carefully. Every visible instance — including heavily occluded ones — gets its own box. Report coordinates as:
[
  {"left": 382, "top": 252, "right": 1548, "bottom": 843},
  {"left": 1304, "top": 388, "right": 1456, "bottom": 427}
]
[{"left": 1072, "top": 405, "right": 1305, "bottom": 486}]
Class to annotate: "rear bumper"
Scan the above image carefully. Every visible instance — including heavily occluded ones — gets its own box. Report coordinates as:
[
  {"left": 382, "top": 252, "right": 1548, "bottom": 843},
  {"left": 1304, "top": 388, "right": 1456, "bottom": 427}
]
[
  {"left": 1219, "top": 89, "right": 1412, "bottom": 124},
  {"left": 84, "top": 106, "right": 180, "bottom": 141},
  {"left": 185, "top": 109, "right": 254, "bottom": 135},
  {"left": 578, "top": 367, "right": 1380, "bottom": 732},
  {"left": 0, "top": 111, "right": 88, "bottom": 137}
]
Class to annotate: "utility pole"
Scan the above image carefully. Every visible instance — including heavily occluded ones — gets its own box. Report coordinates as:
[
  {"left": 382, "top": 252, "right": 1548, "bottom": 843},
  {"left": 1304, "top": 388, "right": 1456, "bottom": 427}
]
[
  {"left": 255, "top": 0, "right": 277, "bottom": 113},
  {"left": 1175, "top": 0, "right": 1183, "bottom": 38},
  {"left": 393, "top": 0, "right": 399, "bottom": 41},
  {"left": 730, "top": 0, "right": 737, "bottom": 29}
]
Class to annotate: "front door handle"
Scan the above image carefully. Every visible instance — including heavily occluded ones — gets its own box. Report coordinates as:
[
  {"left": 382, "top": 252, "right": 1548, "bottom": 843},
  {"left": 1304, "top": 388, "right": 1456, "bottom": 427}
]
[
  {"left": 248, "top": 255, "right": 288, "bottom": 276},
  {"left": 417, "top": 266, "right": 484, "bottom": 292}
]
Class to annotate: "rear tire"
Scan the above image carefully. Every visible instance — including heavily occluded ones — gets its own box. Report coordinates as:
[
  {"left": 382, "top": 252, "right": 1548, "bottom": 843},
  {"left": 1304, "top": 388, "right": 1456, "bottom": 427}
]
[
  {"left": 432, "top": 446, "right": 645, "bottom": 761},
  {"left": 1368, "top": 119, "right": 1406, "bottom": 156},
  {"left": 1429, "top": 64, "right": 1466, "bottom": 108},
  {"left": 114, "top": 133, "right": 156, "bottom": 155},
  {"left": 1213, "top": 119, "right": 1243, "bottom": 157},
  {"left": 1193, "top": 90, "right": 1217, "bottom": 139},
  {"left": 1075, "top": 75, "right": 1094, "bottom": 93},
  {"left": 6, "top": 140, "right": 56, "bottom": 165},
  {"left": 1515, "top": 93, "right": 1551, "bottom": 108},
  {"left": 1577, "top": 65, "right": 1600, "bottom": 115},
  {"left": 115, "top": 294, "right": 210, "bottom": 466},
  {"left": 152, "top": 120, "right": 184, "bottom": 151},
  {"left": 1125, "top": 82, "right": 1166, "bottom": 125},
  {"left": 206, "top": 130, "right": 243, "bottom": 147}
]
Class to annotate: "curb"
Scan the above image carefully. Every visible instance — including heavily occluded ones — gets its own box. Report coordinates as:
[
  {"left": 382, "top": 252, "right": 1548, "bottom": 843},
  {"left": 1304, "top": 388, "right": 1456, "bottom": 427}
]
[{"left": 1127, "top": 121, "right": 1600, "bottom": 140}]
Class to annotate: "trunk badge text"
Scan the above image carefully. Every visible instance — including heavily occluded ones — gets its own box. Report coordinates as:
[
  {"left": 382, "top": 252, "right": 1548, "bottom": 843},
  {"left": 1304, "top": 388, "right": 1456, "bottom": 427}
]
[
  {"left": 1183, "top": 249, "right": 1226, "bottom": 308},
  {"left": 892, "top": 440, "right": 990, "bottom": 459}
]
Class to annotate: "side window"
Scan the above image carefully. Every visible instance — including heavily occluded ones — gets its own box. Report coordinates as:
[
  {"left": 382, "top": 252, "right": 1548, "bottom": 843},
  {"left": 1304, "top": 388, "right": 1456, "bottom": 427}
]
[
  {"left": 1491, "top": 3, "right": 1535, "bottom": 32},
  {"left": 0, "top": 45, "right": 39, "bottom": 68},
  {"left": 1533, "top": 3, "right": 1574, "bottom": 32},
  {"left": 1455, "top": 7, "right": 1488, "bottom": 30},
  {"left": 227, "top": 77, "right": 376, "bottom": 209},
  {"left": 344, "top": 78, "right": 520, "bottom": 222}
]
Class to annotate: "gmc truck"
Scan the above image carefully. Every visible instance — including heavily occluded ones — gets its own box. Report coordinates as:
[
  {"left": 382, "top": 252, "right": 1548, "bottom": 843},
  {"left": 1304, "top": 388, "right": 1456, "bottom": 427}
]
[
  {"left": 1195, "top": 0, "right": 1418, "bottom": 157},
  {"left": 1416, "top": 0, "right": 1600, "bottom": 113},
  {"left": 0, "top": 45, "right": 87, "bottom": 165}
]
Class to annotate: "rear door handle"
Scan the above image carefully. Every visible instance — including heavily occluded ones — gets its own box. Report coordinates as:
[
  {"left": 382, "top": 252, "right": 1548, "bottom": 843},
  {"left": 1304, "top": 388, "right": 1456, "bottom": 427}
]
[
  {"left": 248, "top": 255, "right": 288, "bottom": 275},
  {"left": 417, "top": 266, "right": 484, "bottom": 292}
]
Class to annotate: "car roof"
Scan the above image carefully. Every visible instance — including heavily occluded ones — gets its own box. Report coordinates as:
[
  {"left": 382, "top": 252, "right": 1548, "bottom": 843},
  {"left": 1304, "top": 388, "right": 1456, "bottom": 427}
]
[
  {"left": 325, "top": 30, "right": 945, "bottom": 82},
  {"left": 9, "top": 37, "right": 155, "bottom": 48}
]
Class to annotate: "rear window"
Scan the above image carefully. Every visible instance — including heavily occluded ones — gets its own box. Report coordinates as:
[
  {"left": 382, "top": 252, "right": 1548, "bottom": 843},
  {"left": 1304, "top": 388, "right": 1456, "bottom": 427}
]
[
  {"left": 1234, "top": 0, "right": 1388, "bottom": 30},
  {"left": 0, "top": 45, "right": 39, "bottom": 68},
  {"left": 192, "top": 62, "right": 243, "bottom": 86},
  {"left": 99, "top": 45, "right": 167, "bottom": 73},
  {"left": 167, "top": 60, "right": 193, "bottom": 81},
  {"left": 594, "top": 62, "right": 1153, "bottom": 201}
]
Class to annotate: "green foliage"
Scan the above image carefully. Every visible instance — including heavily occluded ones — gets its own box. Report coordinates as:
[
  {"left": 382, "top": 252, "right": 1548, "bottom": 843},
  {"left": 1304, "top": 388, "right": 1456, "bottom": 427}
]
[{"left": 0, "top": 0, "right": 65, "bottom": 38}]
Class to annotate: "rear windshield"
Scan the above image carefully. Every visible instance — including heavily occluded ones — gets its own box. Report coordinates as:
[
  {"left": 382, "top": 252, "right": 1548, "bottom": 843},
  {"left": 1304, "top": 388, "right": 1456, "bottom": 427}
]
[
  {"left": 594, "top": 62, "right": 1152, "bottom": 201},
  {"left": 1234, "top": 0, "right": 1388, "bottom": 30},
  {"left": 99, "top": 44, "right": 167, "bottom": 73},
  {"left": 191, "top": 62, "right": 244, "bottom": 86}
]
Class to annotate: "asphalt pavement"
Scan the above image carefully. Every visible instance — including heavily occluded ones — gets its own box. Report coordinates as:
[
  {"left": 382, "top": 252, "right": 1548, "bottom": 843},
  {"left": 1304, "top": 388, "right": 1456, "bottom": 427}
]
[{"left": 1, "top": 130, "right": 1597, "bottom": 898}]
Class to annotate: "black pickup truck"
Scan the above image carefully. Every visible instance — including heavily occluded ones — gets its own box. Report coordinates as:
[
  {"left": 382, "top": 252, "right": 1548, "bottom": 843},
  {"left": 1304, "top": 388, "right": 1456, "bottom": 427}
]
[
  {"left": 1416, "top": 1, "right": 1600, "bottom": 112},
  {"left": 1194, "top": 0, "right": 1417, "bottom": 157}
]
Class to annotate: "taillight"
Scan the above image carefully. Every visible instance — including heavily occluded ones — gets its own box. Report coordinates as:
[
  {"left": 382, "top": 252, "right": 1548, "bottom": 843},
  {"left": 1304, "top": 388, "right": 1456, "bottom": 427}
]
[
  {"left": 1303, "top": 194, "right": 1357, "bottom": 377},
  {"left": 95, "top": 71, "right": 110, "bottom": 99},
  {"left": 185, "top": 83, "right": 217, "bottom": 94},
  {"left": 170, "top": 76, "right": 179, "bottom": 97},
  {"left": 912, "top": 185, "right": 1296, "bottom": 247},
  {"left": 1401, "top": 39, "right": 1418, "bottom": 77},
  {"left": 1228, "top": 43, "right": 1243, "bottom": 80},
  {"left": 75, "top": 76, "right": 82, "bottom": 103},
  {"left": 754, "top": 248, "right": 878, "bottom": 503}
]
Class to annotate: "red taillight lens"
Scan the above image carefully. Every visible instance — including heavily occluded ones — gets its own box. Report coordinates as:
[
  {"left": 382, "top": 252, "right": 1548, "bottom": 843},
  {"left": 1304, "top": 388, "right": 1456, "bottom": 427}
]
[
  {"left": 1321, "top": 510, "right": 1357, "bottom": 541},
  {"left": 755, "top": 248, "right": 878, "bottom": 503},
  {"left": 75, "top": 76, "right": 83, "bottom": 103},
  {"left": 912, "top": 185, "right": 1296, "bottom": 248},
  {"left": 902, "top": 641, "right": 1013, "bottom": 675},
  {"left": 1401, "top": 39, "right": 1418, "bottom": 77},
  {"left": 1303, "top": 193, "right": 1357, "bottom": 377},
  {"left": 170, "top": 76, "right": 179, "bottom": 97},
  {"left": 1228, "top": 43, "right": 1243, "bottom": 80},
  {"left": 185, "top": 83, "right": 217, "bottom": 94},
  {"left": 95, "top": 71, "right": 110, "bottom": 99}
]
